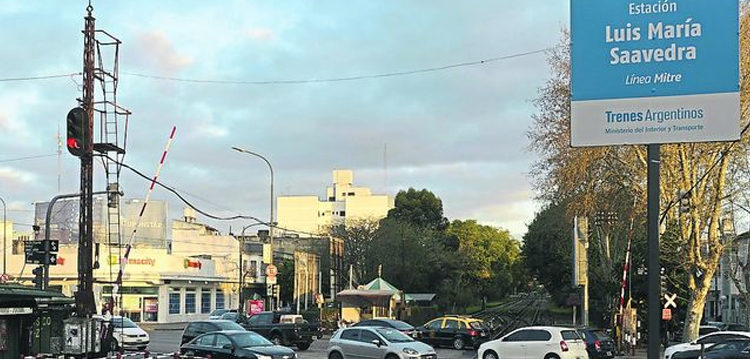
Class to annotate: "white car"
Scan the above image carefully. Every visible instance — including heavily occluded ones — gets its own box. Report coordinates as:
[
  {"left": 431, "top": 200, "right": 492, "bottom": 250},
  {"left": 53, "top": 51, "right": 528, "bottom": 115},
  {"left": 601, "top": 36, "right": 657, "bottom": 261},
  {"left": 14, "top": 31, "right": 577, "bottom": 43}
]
[
  {"left": 109, "top": 316, "right": 150, "bottom": 351},
  {"left": 664, "top": 331, "right": 750, "bottom": 359},
  {"left": 478, "top": 326, "right": 588, "bottom": 359}
]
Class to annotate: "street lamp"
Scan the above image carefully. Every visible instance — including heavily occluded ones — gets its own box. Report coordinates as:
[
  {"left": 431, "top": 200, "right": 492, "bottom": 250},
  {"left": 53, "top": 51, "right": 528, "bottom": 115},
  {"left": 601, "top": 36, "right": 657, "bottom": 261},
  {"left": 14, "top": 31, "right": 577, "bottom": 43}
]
[
  {"left": 0, "top": 196, "right": 6, "bottom": 276},
  {"left": 231, "top": 147, "right": 275, "bottom": 308},
  {"left": 238, "top": 222, "right": 264, "bottom": 316}
]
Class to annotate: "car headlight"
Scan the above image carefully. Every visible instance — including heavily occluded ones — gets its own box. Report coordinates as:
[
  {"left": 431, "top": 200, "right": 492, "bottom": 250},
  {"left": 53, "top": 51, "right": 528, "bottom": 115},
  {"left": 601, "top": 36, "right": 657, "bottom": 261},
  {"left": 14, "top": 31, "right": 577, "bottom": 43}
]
[
  {"left": 403, "top": 348, "right": 419, "bottom": 355},
  {"left": 256, "top": 355, "right": 272, "bottom": 359}
]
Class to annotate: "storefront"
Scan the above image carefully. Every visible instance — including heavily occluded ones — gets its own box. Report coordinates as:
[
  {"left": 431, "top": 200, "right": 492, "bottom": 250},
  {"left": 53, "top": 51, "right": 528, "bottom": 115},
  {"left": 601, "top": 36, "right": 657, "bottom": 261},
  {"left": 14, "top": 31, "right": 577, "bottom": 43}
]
[{"left": 5, "top": 246, "right": 239, "bottom": 324}]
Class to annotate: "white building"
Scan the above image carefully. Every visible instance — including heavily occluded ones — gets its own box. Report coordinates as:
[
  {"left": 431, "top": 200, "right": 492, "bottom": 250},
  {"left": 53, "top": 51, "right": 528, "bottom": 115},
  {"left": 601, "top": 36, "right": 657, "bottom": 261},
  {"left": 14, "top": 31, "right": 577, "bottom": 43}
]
[{"left": 277, "top": 170, "right": 394, "bottom": 235}]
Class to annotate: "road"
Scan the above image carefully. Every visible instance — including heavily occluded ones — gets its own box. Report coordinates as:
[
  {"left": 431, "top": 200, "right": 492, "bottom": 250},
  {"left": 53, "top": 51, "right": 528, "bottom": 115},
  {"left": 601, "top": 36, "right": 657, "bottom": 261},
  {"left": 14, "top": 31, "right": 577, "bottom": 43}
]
[{"left": 145, "top": 329, "right": 477, "bottom": 359}]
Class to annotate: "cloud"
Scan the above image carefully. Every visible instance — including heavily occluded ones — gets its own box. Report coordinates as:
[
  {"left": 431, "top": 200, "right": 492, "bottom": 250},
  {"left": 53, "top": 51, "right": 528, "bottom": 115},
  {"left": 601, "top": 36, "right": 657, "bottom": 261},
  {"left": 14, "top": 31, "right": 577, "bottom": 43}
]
[
  {"left": 126, "top": 31, "right": 192, "bottom": 72},
  {"left": 0, "top": 166, "right": 35, "bottom": 184},
  {"left": 244, "top": 28, "right": 275, "bottom": 41}
]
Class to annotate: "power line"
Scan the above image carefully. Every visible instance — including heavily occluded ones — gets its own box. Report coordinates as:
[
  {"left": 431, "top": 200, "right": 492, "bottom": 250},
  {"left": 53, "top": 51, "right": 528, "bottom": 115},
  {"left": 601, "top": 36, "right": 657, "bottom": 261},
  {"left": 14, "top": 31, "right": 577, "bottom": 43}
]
[
  {"left": 0, "top": 154, "right": 57, "bottom": 163},
  {"left": 122, "top": 48, "right": 551, "bottom": 85},
  {"left": 0, "top": 72, "right": 81, "bottom": 82}
]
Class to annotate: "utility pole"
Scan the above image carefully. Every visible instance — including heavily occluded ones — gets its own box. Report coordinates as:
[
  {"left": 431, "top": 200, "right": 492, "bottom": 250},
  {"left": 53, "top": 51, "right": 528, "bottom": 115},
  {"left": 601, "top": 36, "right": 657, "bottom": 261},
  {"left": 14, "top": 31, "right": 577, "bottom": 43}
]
[{"left": 76, "top": 4, "right": 96, "bottom": 316}]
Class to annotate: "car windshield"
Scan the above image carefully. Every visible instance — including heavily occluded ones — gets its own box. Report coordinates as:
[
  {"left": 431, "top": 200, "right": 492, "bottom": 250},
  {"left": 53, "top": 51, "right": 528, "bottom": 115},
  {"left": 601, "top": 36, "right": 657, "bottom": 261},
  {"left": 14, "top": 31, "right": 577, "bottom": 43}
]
[
  {"left": 230, "top": 332, "right": 273, "bottom": 347},
  {"left": 210, "top": 309, "right": 228, "bottom": 316},
  {"left": 214, "top": 321, "right": 244, "bottom": 331},
  {"left": 376, "top": 328, "right": 414, "bottom": 343},
  {"left": 112, "top": 317, "right": 137, "bottom": 329},
  {"left": 388, "top": 321, "right": 414, "bottom": 330},
  {"left": 562, "top": 330, "right": 581, "bottom": 340},
  {"left": 593, "top": 331, "right": 611, "bottom": 340},
  {"left": 221, "top": 313, "right": 238, "bottom": 320}
]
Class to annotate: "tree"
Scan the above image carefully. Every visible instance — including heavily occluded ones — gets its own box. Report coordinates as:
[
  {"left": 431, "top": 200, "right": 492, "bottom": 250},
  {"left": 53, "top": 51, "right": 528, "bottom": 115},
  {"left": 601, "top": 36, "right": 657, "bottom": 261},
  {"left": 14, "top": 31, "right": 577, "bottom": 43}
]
[
  {"left": 522, "top": 202, "right": 574, "bottom": 305},
  {"left": 327, "top": 218, "right": 380, "bottom": 287},
  {"left": 387, "top": 188, "right": 449, "bottom": 230},
  {"left": 447, "top": 220, "right": 522, "bottom": 303},
  {"left": 528, "top": 7, "right": 750, "bottom": 340},
  {"left": 277, "top": 259, "right": 295, "bottom": 305}
]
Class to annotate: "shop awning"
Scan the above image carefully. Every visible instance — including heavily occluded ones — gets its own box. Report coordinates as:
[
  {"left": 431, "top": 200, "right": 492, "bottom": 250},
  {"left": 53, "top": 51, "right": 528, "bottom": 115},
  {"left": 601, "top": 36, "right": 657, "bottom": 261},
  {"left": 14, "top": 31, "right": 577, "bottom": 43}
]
[{"left": 336, "top": 289, "right": 396, "bottom": 307}]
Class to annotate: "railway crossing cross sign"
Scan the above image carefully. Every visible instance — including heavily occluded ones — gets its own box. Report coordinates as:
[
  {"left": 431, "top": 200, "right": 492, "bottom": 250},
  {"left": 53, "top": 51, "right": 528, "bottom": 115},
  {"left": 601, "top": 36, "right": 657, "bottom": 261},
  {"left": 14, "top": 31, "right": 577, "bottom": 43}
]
[{"left": 664, "top": 293, "right": 677, "bottom": 309}]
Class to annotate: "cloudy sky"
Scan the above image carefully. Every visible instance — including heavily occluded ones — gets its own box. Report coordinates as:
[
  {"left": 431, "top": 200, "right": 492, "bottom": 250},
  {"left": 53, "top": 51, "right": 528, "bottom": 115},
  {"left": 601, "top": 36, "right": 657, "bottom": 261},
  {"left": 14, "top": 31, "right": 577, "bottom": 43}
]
[{"left": 0, "top": 0, "right": 569, "bottom": 239}]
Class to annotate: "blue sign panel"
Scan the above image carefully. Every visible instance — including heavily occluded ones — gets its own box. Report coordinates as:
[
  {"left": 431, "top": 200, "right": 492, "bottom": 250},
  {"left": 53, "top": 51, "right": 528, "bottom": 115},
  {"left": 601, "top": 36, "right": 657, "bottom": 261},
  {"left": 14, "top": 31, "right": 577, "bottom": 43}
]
[{"left": 570, "top": 0, "right": 740, "bottom": 147}]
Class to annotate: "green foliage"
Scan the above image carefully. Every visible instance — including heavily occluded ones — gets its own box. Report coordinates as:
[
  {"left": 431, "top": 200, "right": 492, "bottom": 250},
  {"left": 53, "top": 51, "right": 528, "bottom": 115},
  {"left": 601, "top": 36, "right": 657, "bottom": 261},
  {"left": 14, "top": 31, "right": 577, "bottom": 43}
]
[
  {"left": 522, "top": 202, "right": 574, "bottom": 305},
  {"left": 387, "top": 188, "right": 449, "bottom": 230},
  {"left": 276, "top": 259, "right": 295, "bottom": 304}
]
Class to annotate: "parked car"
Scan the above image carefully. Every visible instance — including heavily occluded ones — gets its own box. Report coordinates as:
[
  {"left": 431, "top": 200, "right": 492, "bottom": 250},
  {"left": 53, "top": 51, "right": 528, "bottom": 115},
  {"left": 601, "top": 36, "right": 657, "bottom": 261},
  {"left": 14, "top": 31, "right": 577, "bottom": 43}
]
[
  {"left": 221, "top": 311, "right": 241, "bottom": 322},
  {"left": 240, "top": 311, "right": 322, "bottom": 350},
  {"left": 180, "top": 330, "right": 296, "bottom": 359},
  {"left": 417, "top": 315, "right": 490, "bottom": 350},
  {"left": 209, "top": 309, "right": 236, "bottom": 320},
  {"left": 328, "top": 326, "right": 437, "bottom": 359},
  {"left": 699, "top": 326, "right": 722, "bottom": 336},
  {"left": 726, "top": 323, "right": 750, "bottom": 332},
  {"left": 353, "top": 319, "right": 420, "bottom": 339},
  {"left": 578, "top": 328, "right": 615, "bottom": 359},
  {"left": 108, "top": 316, "right": 150, "bottom": 351},
  {"left": 702, "top": 339, "right": 750, "bottom": 359},
  {"left": 478, "top": 326, "right": 588, "bottom": 359},
  {"left": 665, "top": 331, "right": 750, "bottom": 359},
  {"left": 181, "top": 320, "right": 246, "bottom": 344}
]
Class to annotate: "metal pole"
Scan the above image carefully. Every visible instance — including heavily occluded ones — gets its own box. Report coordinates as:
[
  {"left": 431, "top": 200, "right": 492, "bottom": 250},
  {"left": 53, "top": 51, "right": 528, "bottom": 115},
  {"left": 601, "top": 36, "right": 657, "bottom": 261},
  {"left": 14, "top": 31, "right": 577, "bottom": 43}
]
[
  {"left": 648, "top": 144, "right": 661, "bottom": 359},
  {"left": 232, "top": 147, "right": 275, "bottom": 310},
  {"left": 239, "top": 223, "right": 263, "bottom": 316},
  {"left": 0, "top": 196, "right": 6, "bottom": 276},
  {"left": 77, "top": 5, "right": 96, "bottom": 317}
]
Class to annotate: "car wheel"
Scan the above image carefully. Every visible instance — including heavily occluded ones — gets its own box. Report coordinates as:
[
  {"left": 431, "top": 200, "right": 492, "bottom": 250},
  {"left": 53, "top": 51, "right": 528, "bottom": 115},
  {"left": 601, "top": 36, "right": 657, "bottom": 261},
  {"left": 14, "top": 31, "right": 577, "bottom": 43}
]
[
  {"left": 483, "top": 350, "right": 499, "bottom": 359},
  {"left": 544, "top": 354, "right": 561, "bottom": 359},
  {"left": 453, "top": 337, "right": 465, "bottom": 350},
  {"left": 271, "top": 334, "right": 283, "bottom": 346},
  {"left": 385, "top": 354, "right": 399, "bottom": 359},
  {"left": 296, "top": 342, "right": 311, "bottom": 351},
  {"left": 328, "top": 351, "right": 343, "bottom": 359}
]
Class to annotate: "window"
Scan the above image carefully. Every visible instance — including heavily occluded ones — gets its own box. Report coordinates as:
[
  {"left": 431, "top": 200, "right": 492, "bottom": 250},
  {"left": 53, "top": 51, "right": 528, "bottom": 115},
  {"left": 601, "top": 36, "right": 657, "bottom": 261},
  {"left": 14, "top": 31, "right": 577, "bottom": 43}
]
[
  {"left": 197, "top": 334, "right": 216, "bottom": 347},
  {"left": 458, "top": 321, "right": 466, "bottom": 330},
  {"left": 561, "top": 330, "right": 581, "bottom": 341},
  {"left": 340, "top": 329, "right": 359, "bottom": 341},
  {"left": 527, "top": 330, "right": 552, "bottom": 341},
  {"left": 504, "top": 330, "right": 531, "bottom": 342},
  {"left": 444, "top": 320, "right": 459, "bottom": 329},
  {"left": 697, "top": 334, "right": 739, "bottom": 345},
  {"left": 216, "top": 292, "right": 225, "bottom": 309},
  {"left": 201, "top": 289, "right": 211, "bottom": 314},
  {"left": 348, "top": 192, "right": 355, "bottom": 196},
  {"left": 215, "top": 335, "right": 232, "bottom": 349},
  {"left": 186, "top": 289, "right": 196, "bottom": 314},
  {"left": 425, "top": 320, "right": 442, "bottom": 330},
  {"left": 360, "top": 330, "right": 380, "bottom": 344},
  {"left": 169, "top": 290, "right": 180, "bottom": 314},
  {"left": 339, "top": 211, "right": 346, "bottom": 217},
  {"left": 256, "top": 313, "right": 273, "bottom": 324}
]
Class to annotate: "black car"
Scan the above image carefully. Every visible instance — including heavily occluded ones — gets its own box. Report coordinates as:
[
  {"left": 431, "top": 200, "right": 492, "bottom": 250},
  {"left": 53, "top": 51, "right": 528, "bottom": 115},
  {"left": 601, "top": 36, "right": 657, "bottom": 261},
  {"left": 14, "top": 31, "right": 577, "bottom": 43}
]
[
  {"left": 181, "top": 320, "right": 246, "bottom": 344},
  {"left": 703, "top": 339, "right": 750, "bottom": 359},
  {"left": 180, "top": 330, "right": 296, "bottom": 359},
  {"left": 579, "top": 328, "right": 616, "bottom": 359},
  {"left": 353, "top": 319, "right": 420, "bottom": 339}
]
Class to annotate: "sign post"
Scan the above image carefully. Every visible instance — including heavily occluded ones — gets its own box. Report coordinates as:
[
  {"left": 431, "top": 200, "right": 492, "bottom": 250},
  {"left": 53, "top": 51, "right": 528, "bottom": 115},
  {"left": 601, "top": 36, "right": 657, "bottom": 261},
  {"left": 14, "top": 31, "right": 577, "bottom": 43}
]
[{"left": 571, "top": 1, "right": 740, "bottom": 357}]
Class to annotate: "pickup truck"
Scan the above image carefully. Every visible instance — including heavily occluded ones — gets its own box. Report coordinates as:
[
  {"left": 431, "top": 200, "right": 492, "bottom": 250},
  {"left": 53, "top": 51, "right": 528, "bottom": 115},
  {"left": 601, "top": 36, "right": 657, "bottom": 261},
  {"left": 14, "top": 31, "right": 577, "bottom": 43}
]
[{"left": 240, "top": 311, "right": 321, "bottom": 350}]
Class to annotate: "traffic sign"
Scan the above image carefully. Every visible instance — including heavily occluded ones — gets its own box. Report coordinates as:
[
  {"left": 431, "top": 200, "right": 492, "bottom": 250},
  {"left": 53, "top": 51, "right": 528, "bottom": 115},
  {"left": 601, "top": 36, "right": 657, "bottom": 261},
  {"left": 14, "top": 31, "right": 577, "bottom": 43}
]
[
  {"left": 25, "top": 252, "right": 57, "bottom": 265},
  {"left": 664, "top": 293, "right": 677, "bottom": 309},
  {"left": 570, "top": 0, "right": 740, "bottom": 147},
  {"left": 265, "top": 264, "right": 278, "bottom": 278},
  {"left": 662, "top": 308, "right": 672, "bottom": 321},
  {"left": 24, "top": 240, "right": 60, "bottom": 253}
]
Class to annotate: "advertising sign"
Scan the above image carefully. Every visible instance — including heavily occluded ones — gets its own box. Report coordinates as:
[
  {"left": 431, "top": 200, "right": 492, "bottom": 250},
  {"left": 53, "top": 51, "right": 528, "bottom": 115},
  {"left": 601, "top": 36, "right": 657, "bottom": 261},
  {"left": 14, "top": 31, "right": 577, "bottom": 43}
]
[
  {"left": 571, "top": 0, "right": 740, "bottom": 147},
  {"left": 249, "top": 300, "right": 265, "bottom": 315}
]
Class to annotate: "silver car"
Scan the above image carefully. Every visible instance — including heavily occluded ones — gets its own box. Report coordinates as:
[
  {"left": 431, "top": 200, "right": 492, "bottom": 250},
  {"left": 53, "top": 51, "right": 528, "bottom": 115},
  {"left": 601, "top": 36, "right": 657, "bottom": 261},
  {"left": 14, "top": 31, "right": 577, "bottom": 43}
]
[{"left": 328, "top": 326, "right": 437, "bottom": 359}]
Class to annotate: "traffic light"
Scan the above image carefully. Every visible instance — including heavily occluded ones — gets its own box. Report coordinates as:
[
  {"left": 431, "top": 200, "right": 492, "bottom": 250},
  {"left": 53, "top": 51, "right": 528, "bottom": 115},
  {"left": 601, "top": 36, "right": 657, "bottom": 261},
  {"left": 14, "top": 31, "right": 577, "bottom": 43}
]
[
  {"left": 32, "top": 266, "right": 44, "bottom": 289},
  {"left": 66, "top": 107, "right": 89, "bottom": 157},
  {"left": 271, "top": 284, "right": 279, "bottom": 297},
  {"left": 677, "top": 190, "right": 692, "bottom": 214}
]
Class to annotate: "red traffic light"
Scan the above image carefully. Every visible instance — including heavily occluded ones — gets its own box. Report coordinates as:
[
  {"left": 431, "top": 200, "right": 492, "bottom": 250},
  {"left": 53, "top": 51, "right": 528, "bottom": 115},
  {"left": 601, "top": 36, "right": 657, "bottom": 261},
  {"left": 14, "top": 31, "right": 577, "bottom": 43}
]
[{"left": 66, "top": 107, "right": 88, "bottom": 157}]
